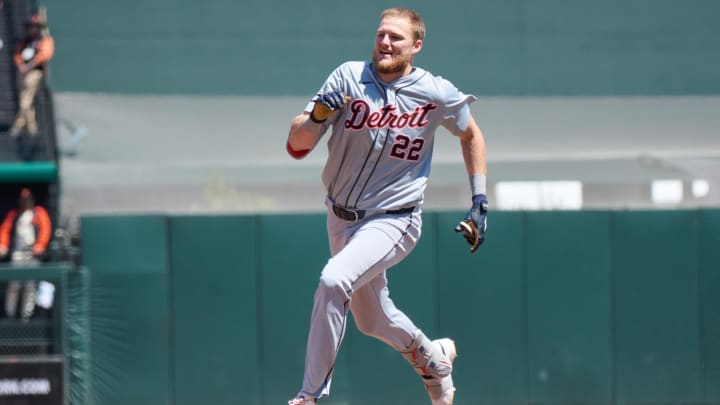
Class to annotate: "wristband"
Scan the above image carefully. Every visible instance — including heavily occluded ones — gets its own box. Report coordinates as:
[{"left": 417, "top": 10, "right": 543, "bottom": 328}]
[
  {"left": 469, "top": 173, "right": 487, "bottom": 196},
  {"left": 286, "top": 141, "right": 311, "bottom": 159}
]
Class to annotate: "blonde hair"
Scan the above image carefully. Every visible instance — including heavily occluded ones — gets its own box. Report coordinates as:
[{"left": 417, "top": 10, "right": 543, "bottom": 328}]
[{"left": 380, "top": 8, "right": 425, "bottom": 41}]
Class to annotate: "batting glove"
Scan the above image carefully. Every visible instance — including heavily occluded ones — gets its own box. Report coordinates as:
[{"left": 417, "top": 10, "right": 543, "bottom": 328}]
[
  {"left": 310, "top": 90, "right": 350, "bottom": 123},
  {"left": 455, "top": 194, "right": 488, "bottom": 253}
]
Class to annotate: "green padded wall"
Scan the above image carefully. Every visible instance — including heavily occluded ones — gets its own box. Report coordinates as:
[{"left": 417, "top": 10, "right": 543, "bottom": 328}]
[
  {"left": 612, "top": 210, "right": 702, "bottom": 405},
  {"left": 46, "top": 0, "right": 720, "bottom": 95},
  {"left": 437, "top": 211, "right": 527, "bottom": 405},
  {"left": 525, "top": 211, "right": 613, "bottom": 405},
  {"left": 80, "top": 215, "right": 171, "bottom": 405},
  {"left": 76, "top": 210, "right": 720, "bottom": 405},
  {"left": 257, "top": 213, "right": 338, "bottom": 404},
  {"left": 701, "top": 210, "right": 720, "bottom": 402},
  {"left": 168, "top": 216, "right": 262, "bottom": 405}
]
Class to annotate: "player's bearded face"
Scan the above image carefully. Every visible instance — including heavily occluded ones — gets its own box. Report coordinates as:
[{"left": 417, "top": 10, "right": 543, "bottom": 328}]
[{"left": 373, "top": 17, "right": 421, "bottom": 76}]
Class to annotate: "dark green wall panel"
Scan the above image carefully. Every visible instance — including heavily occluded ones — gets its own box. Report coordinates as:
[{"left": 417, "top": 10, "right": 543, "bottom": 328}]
[
  {"left": 525, "top": 211, "right": 612, "bottom": 404},
  {"left": 168, "top": 216, "right": 261, "bottom": 405},
  {"left": 257, "top": 213, "right": 345, "bottom": 404},
  {"left": 81, "top": 215, "right": 169, "bottom": 273},
  {"left": 612, "top": 210, "right": 702, "bottom": 404},
  {"left": 81, "top": 215, "right": 171, "bottom": 405},
  {"left": 437, "top": 211, "right": 528, "bottom": 405},
  {"left": 345, "top": 213, "right": 438, "bottom": 405},
  {"left": 89, "top": 273, "right": 171, "bottom": 405},
  {"left": 701, "top": 210, "right": 720, "bottom": 402}
]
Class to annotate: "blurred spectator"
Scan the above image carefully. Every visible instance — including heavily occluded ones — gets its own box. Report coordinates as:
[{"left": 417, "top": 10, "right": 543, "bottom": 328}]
[
  {"left": 8, "top": 15, "right": 54, "bottom": 139},
  {"left": 0, "top": 188, "right": 52, "bottom": 320}
]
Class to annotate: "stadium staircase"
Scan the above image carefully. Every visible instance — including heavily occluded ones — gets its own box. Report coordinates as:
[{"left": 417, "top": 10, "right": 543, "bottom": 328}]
[
  {"left": 0, "top": 0, "right": 57, "bottom": 162},
  {"left": 0, "top": 0, "right": 61, "bottom": 359}
]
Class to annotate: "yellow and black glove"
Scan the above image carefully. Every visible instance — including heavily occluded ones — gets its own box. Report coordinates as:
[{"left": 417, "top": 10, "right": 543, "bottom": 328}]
[{"left": 310, "top": 90, "right": 350, "bottom": 123}]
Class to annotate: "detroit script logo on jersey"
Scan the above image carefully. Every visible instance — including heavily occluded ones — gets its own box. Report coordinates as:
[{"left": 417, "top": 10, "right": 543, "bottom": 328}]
[
  {"left": 343, "top": 100, "right": 437, "bottom": 161},
  {"left": 344, "top": 100, "right": 437, "bottom": 130}
]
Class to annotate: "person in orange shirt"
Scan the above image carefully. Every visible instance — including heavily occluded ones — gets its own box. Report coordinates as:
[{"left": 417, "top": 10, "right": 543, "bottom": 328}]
[
  {"left": 9, "top": 15, "right": 54, "bottom": 139},
  {"left": 0, "top": 188, "right": 52, "bottom": 320}
]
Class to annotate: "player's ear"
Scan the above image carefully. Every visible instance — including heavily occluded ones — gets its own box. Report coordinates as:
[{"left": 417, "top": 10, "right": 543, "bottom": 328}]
[{"left": 412, "top": 39, "right": 423, "bottom": 55}]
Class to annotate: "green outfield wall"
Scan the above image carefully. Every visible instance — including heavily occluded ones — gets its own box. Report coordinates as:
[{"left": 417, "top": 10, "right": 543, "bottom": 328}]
[
  {"left": 78, "top": 210, "right": 720, "bottom": 405},
  {"left": 46, "top": 0, "right": 720, "bottom": 96}
]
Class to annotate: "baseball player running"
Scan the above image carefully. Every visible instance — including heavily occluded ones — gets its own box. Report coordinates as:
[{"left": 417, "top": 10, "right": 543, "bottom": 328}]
[{"left": 286, "top": 7, "right": 488, "bottom": 405}]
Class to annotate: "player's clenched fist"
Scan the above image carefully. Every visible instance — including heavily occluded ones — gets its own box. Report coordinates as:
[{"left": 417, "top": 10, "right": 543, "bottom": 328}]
[
  {"left": 455, "top": 194, "right": 488, "bottom": 253},
  {"left": 310, "top": 90, "right": 351, "bottom": 123}
]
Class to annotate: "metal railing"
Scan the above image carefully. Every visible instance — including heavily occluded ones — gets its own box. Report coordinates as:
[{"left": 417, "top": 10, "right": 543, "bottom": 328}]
[{"left": 0, "top": 264, "right": 88, "bottom": 405}]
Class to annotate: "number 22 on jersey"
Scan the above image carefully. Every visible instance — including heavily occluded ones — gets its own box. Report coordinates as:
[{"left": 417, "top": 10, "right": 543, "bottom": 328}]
[{"left": 389, "top": 134, "right": 425, "bottom": 161}]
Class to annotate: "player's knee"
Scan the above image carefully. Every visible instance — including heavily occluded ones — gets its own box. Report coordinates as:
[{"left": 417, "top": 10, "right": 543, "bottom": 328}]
[
  {"left": 316, "top": 268, "right": 352, "bottom": 300},
  {"left": 317, "top": 274, "right": 342, "bottom": 292}
]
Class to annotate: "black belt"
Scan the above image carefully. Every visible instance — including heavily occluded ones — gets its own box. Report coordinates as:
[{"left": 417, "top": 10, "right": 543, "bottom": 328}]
[{"left": 331, "top": 205, "right": 415, "bottom": 222}]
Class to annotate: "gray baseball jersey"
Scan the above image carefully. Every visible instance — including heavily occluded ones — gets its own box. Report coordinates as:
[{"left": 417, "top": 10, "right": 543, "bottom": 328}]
[{"left": 306, "top": 61, "right": 477, "bottom": 212}]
